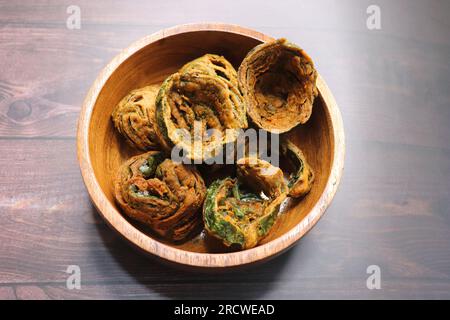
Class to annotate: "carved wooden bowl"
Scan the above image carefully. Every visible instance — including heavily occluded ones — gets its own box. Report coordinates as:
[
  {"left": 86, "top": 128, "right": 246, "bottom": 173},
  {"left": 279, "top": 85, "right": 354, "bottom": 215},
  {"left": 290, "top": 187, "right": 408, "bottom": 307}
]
[{"left": 77, "top": 23, "right": 345, "bottom": 269}]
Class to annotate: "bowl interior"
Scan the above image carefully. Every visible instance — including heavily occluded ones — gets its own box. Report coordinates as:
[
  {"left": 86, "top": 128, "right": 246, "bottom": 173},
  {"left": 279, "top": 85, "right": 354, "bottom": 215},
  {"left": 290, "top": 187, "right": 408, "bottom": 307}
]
[{"left": 88, "top": 30, "right": 334, "bottom": 254}]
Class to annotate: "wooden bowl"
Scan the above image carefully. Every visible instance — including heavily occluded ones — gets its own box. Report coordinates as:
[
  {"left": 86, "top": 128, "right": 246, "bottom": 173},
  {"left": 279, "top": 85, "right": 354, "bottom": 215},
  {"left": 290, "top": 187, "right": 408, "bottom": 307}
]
[{"left": 77, "top": 23, "right": 345, "bottom": 269}]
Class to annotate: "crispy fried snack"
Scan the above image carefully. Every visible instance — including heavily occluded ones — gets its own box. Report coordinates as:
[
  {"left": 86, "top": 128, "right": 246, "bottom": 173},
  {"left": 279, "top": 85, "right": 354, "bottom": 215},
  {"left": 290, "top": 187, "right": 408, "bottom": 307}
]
[
  {"left": 282, "top": 140, "right": 314, "bottom": 198},
  {"left": 114, "top": 151, "right": 206, "bottom": 241},
  {"left": 179, "top": 54, "right": 239, "bottom": 88},
  {"left": 203, "top": 157, "right": 288, "bottom": 249},
  {"left": 238, "top": 38, "right": 318, "bottom": 133},
  {"left": 111, "top": 85, "right": 161, "bottom": 151},
  {"left": 155, "top": 72, "right": 247, "bottom": 161}
]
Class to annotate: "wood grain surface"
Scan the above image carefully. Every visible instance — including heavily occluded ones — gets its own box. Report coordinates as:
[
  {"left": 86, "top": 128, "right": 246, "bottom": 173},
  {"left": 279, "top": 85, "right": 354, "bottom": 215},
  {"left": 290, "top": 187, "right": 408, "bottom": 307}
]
[{"left": 1, "top": 0, "right": 450, "bottom": 299}]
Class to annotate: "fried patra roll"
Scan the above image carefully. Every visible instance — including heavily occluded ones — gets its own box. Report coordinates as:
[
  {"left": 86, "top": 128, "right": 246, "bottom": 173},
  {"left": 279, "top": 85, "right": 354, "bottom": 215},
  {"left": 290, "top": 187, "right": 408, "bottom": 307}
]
[
  {"left": 238, "top": 38, "right": 318, "bottom": 133},
  {"left": 203, "top": 157, "right": 288, "bottom": 249},
  {"left": 111, "top": 85, "right": 161, "bottom": 151},
  {"left": 114, "top": 151, "right": 206, "bottom": 241},
  {"left": 155, "top": 72, "right": 247, "bottom": 161},
  {"left": 179, "top": 54, "right": 239, "bottom": 88},
  {"left": 282, "top": 140, "right": 314, "bottom": 198}
]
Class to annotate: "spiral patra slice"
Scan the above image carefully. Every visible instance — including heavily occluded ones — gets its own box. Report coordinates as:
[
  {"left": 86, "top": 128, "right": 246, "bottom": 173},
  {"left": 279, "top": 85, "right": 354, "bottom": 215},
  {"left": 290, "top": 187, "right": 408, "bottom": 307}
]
[
  {"left": 179, "top": 54, "right": 239, "bottom": 88},
  {"left": 238, "top": 38, "right": 318, "bottom": 133},
  {"left": 114, "top": 151, "right": 207, "bottom": 241},
  {"left": 155, "top": 72, "right": 247, "bottom": 161},
  {"left": 111, "top": 85, "right": 161, "bottom": 150},
  {"left": 282, "top": 140, "right": 314, "bottom": 198},
  {"left": 203, "top": 157, "right": 288, "bottom": 249}
]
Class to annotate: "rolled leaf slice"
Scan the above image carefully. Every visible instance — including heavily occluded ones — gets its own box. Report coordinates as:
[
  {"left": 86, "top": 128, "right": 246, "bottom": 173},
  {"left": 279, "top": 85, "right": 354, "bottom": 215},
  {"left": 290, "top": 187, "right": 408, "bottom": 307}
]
[
  {"left": 111, "top": 85, "right": 161, "bottom": 150},
  {"left": 179, "top": 54, "right": 239, "bottom": 88},
  {"left": 236, "top": 156, "right": 288, "bottom": 198},
  {"left": 114, "top": 151, "right": 206, "bottom": 241},
  {"left": 203, "top": 157, "right": 287, "bottom": 249},
  {"left": 238, "top": 38, "right": 318, "bottom": 133},
  {"left": 156, "top": 72, "right": 247, "bottom": 161},
  {"left": 282, "top": 140, "right": 314, "bottom": 198}
]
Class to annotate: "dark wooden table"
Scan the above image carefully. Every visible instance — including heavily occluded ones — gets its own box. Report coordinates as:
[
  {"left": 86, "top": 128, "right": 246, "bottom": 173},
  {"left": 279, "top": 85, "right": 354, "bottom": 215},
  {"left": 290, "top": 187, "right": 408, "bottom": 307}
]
[{"left": 1, "top": 0, "right": 449, "bottom": 299}]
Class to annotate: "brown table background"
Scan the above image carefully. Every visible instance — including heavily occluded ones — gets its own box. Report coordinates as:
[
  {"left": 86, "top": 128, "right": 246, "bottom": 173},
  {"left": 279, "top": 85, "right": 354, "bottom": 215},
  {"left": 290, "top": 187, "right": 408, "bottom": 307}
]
[{"left": 0, "top": 0, "right": 449, "bottom": 299}]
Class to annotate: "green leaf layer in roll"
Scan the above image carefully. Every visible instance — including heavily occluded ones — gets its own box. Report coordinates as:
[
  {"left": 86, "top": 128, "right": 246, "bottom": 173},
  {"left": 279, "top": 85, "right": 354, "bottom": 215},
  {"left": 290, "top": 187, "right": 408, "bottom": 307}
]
[
  {"left": 282, "top": 140, "right": 314, "bottom": 198},
  {"left": 155, "top": 71, "right": 247, "bottom": 161},
  {"left": 114, "top": 151, "right": 207, "bottom": 242},
  {"left": 203, "top": 157, "right": 288, "bottom": 249}
]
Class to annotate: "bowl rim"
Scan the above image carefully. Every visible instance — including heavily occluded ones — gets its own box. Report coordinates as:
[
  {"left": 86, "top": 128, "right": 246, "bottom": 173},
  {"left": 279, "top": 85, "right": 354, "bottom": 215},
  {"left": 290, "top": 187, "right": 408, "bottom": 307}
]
[{"left": 77, "top": 22, "right": 345, "bottom": 268}]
